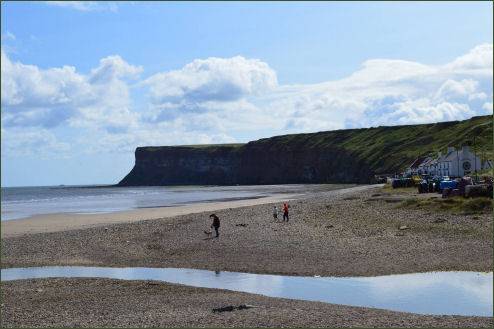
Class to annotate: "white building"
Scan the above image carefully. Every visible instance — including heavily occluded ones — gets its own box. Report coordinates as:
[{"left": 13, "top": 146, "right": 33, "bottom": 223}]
[
  {"left": 404, "top": 157, "right": 426, "bottom": 175},
  {"left": 436, "top": 146, "right": 482, "bottom": 177},
  {"left": 404, "top": 145, "right": 489, "bottom": 177},
  {"left": 418, "top": 157, "right": 438, "bottom": 175}
]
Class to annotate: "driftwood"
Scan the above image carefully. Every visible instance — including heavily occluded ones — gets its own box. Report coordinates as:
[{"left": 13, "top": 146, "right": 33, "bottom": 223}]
[{"left": 212, "top": 304, "right": 257, "bottom": 313}]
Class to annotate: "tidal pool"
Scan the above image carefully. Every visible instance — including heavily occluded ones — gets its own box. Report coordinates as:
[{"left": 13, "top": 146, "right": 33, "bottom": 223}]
[{"left": 1, "top": 267, "right": 492, "bottom": 316}]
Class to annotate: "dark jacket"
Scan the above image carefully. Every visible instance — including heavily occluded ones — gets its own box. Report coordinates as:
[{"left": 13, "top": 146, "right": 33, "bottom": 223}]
[{"left": 211, "top": 215, "right": 220, "bottom": 228}]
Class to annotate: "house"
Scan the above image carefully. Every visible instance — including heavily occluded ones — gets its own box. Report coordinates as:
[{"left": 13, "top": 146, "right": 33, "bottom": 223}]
[
  {"left": 403, "top": 145, "right": 489, "bottom": 177},
  {"left": 404, "top": 157, "right": 426, "bottom": 175},
  {"left": 436, "top": 146, "right": 482, "bottom": 177},
  {"left": 417, "top": 157, "right": 433, "bottom": 175}
]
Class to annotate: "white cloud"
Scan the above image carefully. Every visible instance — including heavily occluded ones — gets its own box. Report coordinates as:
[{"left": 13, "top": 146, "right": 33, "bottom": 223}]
[
  {"left": 81, "top": 126, "right": 237, "bottom": 154},
  {"left": 1, "top": 128, "right": 71, "bottom": 158},
  {"left": 1, "top": 44, "right": 492, "bottom": 158},
  {"left": 259, "top": 43, "right": 493, "bottom": 130},
  {"left": 1, "top": 31, "right": 15, "bottom": 41},
  {"left": 482, "top": 102, "right": 493, "bottom": 113},
  {"left": 435, "top": 79, "right": 478, "bottom": 101},
  {"left": 45, "top": 1, "right": 118, "bottom": 12},
  {"left": 1, "top": 51, "right": 141, "bottom": 132},
  {"left": 444, "top": 43, "right": 493, "bottom": 76},
  {"left": 90, "top": 55, "right": 143, "bottom": 83},
  {"left": 144, "top": 56, "right": 277, "bottom": 105}
]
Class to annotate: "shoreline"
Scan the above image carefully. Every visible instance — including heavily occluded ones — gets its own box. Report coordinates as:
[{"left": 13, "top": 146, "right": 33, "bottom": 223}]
[
  {"left": 1, "top": 193, "right": 303, "bottom": 238},
  {"left": 0, "top": 184, "right": 368, "bottom": 238}
]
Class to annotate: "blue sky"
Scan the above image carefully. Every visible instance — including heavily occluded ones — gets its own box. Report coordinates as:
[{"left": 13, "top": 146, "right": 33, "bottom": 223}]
[{"left": 1, "top": 1, "right": 493, "bottom": 187}]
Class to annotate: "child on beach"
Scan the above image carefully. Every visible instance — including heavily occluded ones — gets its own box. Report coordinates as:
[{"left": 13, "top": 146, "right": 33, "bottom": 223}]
[
  {"left": 282, "top": 203, "right": 289, "bottom": 222},
  {"left": 273, "top": 206, "right": 278, "bottom": 221}
]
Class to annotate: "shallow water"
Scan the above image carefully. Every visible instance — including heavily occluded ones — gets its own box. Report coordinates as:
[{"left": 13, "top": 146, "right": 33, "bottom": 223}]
[
  {"left": 1, "top": 267, "right": 491, "bottom": 316},
  {"left": 1, "top": 184, "right": 347, "bottom": 221}
]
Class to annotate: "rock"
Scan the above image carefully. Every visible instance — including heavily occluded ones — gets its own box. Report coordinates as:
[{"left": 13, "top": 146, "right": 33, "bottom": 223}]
[
  {"left": 395, "top": 232, "right": 405, "bottom": 236},
  {"left": 36, "top": 288, "right": 43, "bottom": 293},
  {"left": 213, "top": 306, "right": 235, "bottom": 313},
  {"left": 235, "top": 223, "right": 248, "bottom": 227},
  {"left": 399, "top": 225, "right": 409, "bottom": 230},
  {"left": 325, "top": 225, "right": 334, "bottom": 229},
  {"left": 104, "top": 227, "right": 108, "bottom": 231},
  {"left": 213, "top": 304, "right": 256, "bottom": 313}
]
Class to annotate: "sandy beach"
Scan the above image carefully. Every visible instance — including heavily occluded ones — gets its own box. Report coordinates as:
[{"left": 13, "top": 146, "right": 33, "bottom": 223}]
[{"left": 1, "top": 184, "right": 492, "bottom": 327}]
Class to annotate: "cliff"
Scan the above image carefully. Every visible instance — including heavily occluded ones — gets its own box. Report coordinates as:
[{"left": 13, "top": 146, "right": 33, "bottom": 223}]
[{"left": 118, "top": 115, "right": 493, "bottom": 186}]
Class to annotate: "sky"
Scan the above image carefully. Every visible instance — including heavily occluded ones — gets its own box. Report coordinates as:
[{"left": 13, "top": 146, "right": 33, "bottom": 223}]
[{"left": 1, "top": 1, "right": 493, "bottom": 187}]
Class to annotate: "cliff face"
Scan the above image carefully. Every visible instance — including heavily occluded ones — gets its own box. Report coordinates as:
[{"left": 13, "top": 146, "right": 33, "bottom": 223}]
[
  {"left": 119, "top": 146, "right": 242, "bottom": 186},
  {"left": 118, "top": 115, "right": 493, "bottom": 186},
  {"left": 236, "top": 141, "right": 372, "bottom": 184},
  {"left": 118, "top": 142, "right": 372, "bottom": 186}
]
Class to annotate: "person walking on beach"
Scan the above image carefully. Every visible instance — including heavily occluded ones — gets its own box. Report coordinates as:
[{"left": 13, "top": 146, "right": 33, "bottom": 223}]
[
  {"left": 282, "top": 203, "right": 289, "bottom": 222},
  {"left": 210, "top": 214, "right": 220, "bottom": 238},
  {"left": 272, "top": 206, "right": 278, "bottom": 221}
]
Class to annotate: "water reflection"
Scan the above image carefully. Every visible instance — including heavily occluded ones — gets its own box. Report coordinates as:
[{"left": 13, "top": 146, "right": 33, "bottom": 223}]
[{"left": 1, "top": 267, "right": 491, "bottom": 317}]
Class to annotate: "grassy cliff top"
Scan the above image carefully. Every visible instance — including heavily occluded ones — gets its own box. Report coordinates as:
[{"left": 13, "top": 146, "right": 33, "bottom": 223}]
[
  {"left": 250, "top": 115, "right": 493, "bottom": 174},
  {"left": 138, "top": 115, "right": 492, "bottom": 174},
  {"left": 140, "top": 143, "right": 245, "bottom": 151}
]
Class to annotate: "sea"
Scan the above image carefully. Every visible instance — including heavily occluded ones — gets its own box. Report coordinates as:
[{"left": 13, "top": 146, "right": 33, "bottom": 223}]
[{"left": 1, "top": 184, "right": 348, "bottom": 221}]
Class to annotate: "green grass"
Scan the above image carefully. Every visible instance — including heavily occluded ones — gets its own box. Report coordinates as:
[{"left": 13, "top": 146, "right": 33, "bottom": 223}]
[
  {"left": 399, "top": 196, "right": 493, "bottom": 215},
  {"left": 249, "top": 115, "right": 493, "bottom": 175},
  {"left": 138, "top": 115, "right": 492, "bottom": 177},
  {"left": 382, "top": 184, "right": 417, "bottom": 194}
]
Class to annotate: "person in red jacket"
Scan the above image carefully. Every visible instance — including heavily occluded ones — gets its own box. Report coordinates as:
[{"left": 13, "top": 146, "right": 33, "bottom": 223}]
[{"left": 282, "top": 203, "right": 289, "bottom": 222}]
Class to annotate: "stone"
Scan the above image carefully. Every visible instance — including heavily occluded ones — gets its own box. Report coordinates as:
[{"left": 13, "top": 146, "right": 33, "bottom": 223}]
[
  {"left": 395, "top": 232, "right": 405, "bottom": 236},
  {"left": 399, "top": 225, "right": 409, "bottom": 230},
  {"left": 212, "top": 304, "right": 255, "bottom": 313}
]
